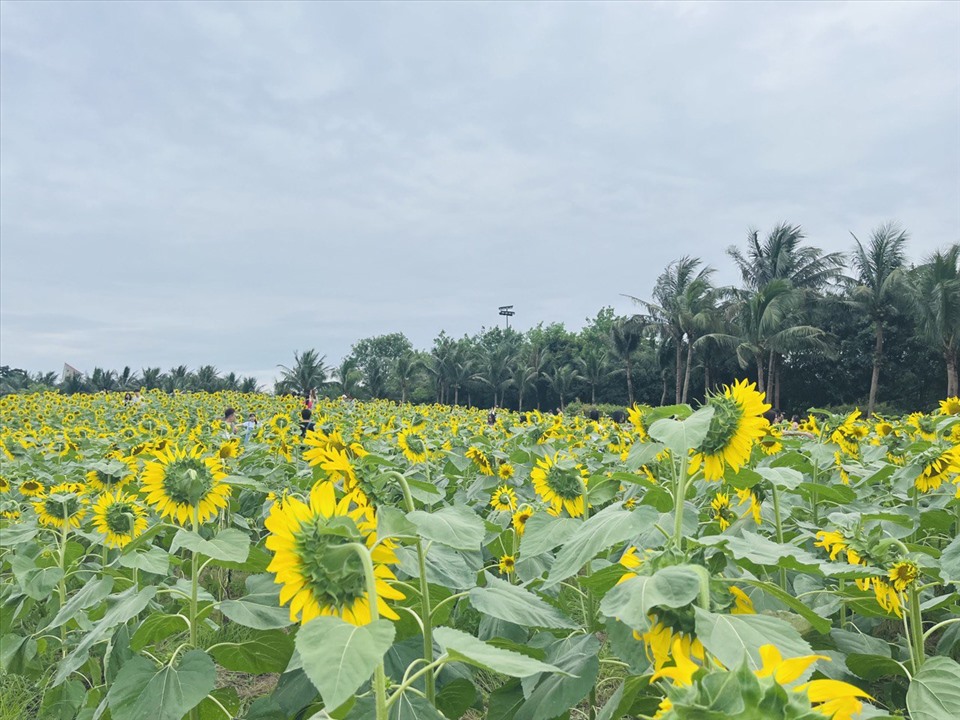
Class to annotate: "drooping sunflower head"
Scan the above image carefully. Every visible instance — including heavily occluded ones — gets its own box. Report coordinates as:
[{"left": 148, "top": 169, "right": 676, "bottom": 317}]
[
  {"left": 33, "top": 483, "right": 89, "bottom": 529},
  {"left": 265, "top": 482, "right": 404, "bottom": 626},
  {"left": 85, "top": 458, "right": 135, "bottom": 492},
  {"left": 0, "top": 477, "right": 9, "bottom": 494},
  {"left": 691, "top": 380, "right": 770, "bottom": 481},
  {"left": 490, "top": 485, "right": 517, "bottom": 512},
  {"left": 887, "top": 560, "right": 919, "bottom": 593},
  {"left": 531, "top": 452, "right": 589, "bottom": 517},
  {"left": 397, "top": 429, "right": 428, "bottom": 465},
  {"left": 914, "top": 445, "right": 960, "bottom": 493},
  {"left": 92, "top": 491, "right": 149, "bottom": 548},
  {"left": 142, "top": 446, "right": 231, "bottom": 526},
  {"left": 466, "top": 446, "right": 494, "bottom": 476},
  {"left": 710, "top": 492, "right": 737, "bottom": 531}
]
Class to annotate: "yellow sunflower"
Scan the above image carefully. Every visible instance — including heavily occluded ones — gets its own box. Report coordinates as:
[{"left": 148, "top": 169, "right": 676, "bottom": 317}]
[
  {"left": 710, "top": 492, "right": 736, "bottom": 530},
  {"left": 85, "top": 458, "right": 135, "bottom": 492},
  {"left": 19, "top": 479, "right": 45, "bottom": 497},
  {"left": 397, "top": 429, "right": 428, "bottom": 464},
  {"left": 498, "top": 555, "right": 516, "bottom": 575},
  {"left": 497, "top": 462, "right": 515, "bottom": 480},
  {"left": 689, "top": 379, "right": 770, "bottom": 481},
  {"left": 512, "top": 504, "right": 534, "bottom": 535},
  {"left": 217, "top": 438, "right": 240, "bottom": 460},
  {"left": 887, "top": 560, "right": 919, "bottom": 593},
  {"left": 466, "top": 446, "right": 494, "bottom": 476},
  {"left": 939, "top": 396, "right": 960, "bottom": 416},
  {"left": 264, "top": 482, "right": 404, "bottom": 625},
  {"left": 0, "top": 477, "right": 9, "bottom": 494},
  {"left": 490, "top": 485, "right": 517, "bottom": 512},
  {"left": 91, "top": 491, "right": 149, "bottom": 548},
  {"left": 33, "top": 483, "right": 88, "bottom": 529},
  {"left": 531, "top": 452, "right": 588, "bottom": 517},
  {"left": 914, "top": 446, "right": 960, "bottom": 493},
  {"left": 141, "top": 445, "right": 231, "bottom": 525}
]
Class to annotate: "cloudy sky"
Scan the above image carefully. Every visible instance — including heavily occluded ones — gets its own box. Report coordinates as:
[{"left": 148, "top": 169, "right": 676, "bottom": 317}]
[{"left": 1, "top": 1, "right": 958, "bottom": 386}]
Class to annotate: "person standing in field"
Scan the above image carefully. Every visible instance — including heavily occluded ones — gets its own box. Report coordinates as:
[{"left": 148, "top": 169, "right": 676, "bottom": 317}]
[{"left": 224, "top": 407, "right": 238, "bottom": 434}]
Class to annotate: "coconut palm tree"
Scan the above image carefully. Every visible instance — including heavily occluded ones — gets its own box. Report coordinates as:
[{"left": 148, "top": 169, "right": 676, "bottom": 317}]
[
  {"left": 913, "top": 244, "right": 960, "bottom": 396},
  {"left": 193, "top": 365, "right": 222, "bottom": 392},
  {"left": 239, "top": 376, "right": 260, "bottom": 393},
  {"left": 332, "top": 357, "right": 362, "bottom": 398},
  {"left": 89, "top": 367, "right": 118, "bottom": 392},
  {"left": 547, "top": 364, "right": 582, "bottom": 411},
  {"left": 277, "top": 350, "right": 329, "bottom": 397},
  {"left": 117, "top": 366, "right": 140, "bottom": 391},
  {"left": 610, "top": 316, "right": 645, "bottom": 405},
  {"left": 847, "top": 222, "right": 910, "bottom": 415},
  {"left": 577, "top": 348, "right": 613, "bottom": 404},
  {"left": 447, "top": 345, "right": 474, "bottom": 406},
  {"left": 394, "top": 352, "right": 421, "bottom": 404},
  {"left": 141, "top": 367, "right": 163, "bottom": 390},
  {"left": 165, "top": 366, "right": 191, "bottom": 393},
  {"left": 509, "top": 363, "right": 540, "bottom": 412},
  {"left": 473, "top": 345, "right": 514, "bottom": 407}
]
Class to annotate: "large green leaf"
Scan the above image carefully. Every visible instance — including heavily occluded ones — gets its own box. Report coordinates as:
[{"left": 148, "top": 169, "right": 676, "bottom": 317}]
[
  {"left": 514, "top": 634, "right": 600, "bottom": 720},
  {"left": 408, "top": 504, "right": 485, "bottom": 551},
  {"left": 518, "top": 514, "right": 580, "bottom": 558},
  {"left": 169, "top": 528, "right": 250, "bottom": 564},
  {"left": 218, "top": 573, "right": 293, "bottom": 629},
  {"left": 699, "top": 533, "right": 878, "bottom": 578},
  {"left": 693, "top": 607, "right": 812, "bottom": 673},
  {"left": 940, "top": 534, "right": 960, "bottom": 585},
  {"left": 906, "top": 656, "right": 960, "bottom": 720},
  {"left": 433, "top": 626, "right": 564, "bottom": 677},
  {"left": 131, "top": 613, "right": 190, "bottom": 652},
  {"left": 599, "top": 565, "right": 703, "bottom": 629},
  {"left": 469, "top": 573, "right": 576, "bottom": 629},
  {"left": 647, "top": 406, "right": 714, "bottom": 456},
  {"left": 118, "top": 546, "right": 170, "bottom": 575},
  {"left": 543, "top": 503, "right": 658, "bottom": 589},
  {"left": 209, "top": 629, "right": 294, "bottom": 674},
  {"left": 107, "top": 650, "right": 216, "bottom": 720},
  {"left": 11, "top": 554, "right": 63, "bottom": 601},
  {"left": 295, "top": 616, "right": 395, "bottom": 712},
  {"left": 46, "top": 577, "right": 114, "bottom": 630},
  {"left": 737, "top": 579, "right": 832, "bottom": 634}
]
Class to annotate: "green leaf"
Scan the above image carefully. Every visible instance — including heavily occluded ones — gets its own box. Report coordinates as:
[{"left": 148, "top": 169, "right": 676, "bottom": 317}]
[
  {"left": 55, "top": 586, "right": 157, "bottom": 686},
  {"left": 1, "top": 634, "right": 37, "bottom": 673},
  {"left": 433, "top": 626, "right": 564, "bottom": 677},
  {"left": 519, "top": 514, "right": 580, "bottom": 558},
  {"left": 599, "top": 565, "right": 703, "bottom": 629},
  {"left": 169, "top": 528, "right": 250, "bottom": 564},
  {"left": 485, "top": 680, "right": 525, "bottom": 720},
  {"left": 737, "top": 579, "right": 832, "bottom": 634},
  {"left": 693, "top": 607, "right": 812, "bottom": 673},
  {"left": 940, "top": 534, "right": 960, "bottom": 585},
  {"left": 647, "top": 406, "right": 714, "bottom": 456},
  {"left": 907, "top": 656, "right": 960, "bottom": 720},
  {"left": 46, "top": 577, "right": 114, "bottom": 631},
  {"left": 209, "top": 629, "right": 294, "bottom": 674},
  {"left": 408, "top": 505, "right": 485, "bottom": 551},
  {"left": 41, "top": 679, "right": 85, "bottom": 720},
  {"left": 756, "top": 466, "right": 803, "bottom": 489},
  {"left": 219, "top": 597, "right": 293, "bottom": 630},
  {"left": 107, "top": 650, "right": 216, "bottom": 720},
  {"left": 131, "top": 613, "right": 189, "bottom": 652},
  {"left": 118, "top": 546, "right": 170, "bottom": 575},
  {"left": 197, "top": 687, "right": 241, "bottom": 720},
  {"left": 295, "top": 616, "right": 395, "bottom": 712},
  {"left": 377, "top": 505, "right": 419, "bottom": 540},
  {"left": 514, "top": 634, "right": 601, "bottom": 720},
  {"left": 469, "top": 573, "right": 576, "bottom": 629},
  {"left": 0, "top": 522, "right": 38, "bottom": 546},
  {"left": 543, "top": 504, "right": 658, "bottom": 589},
  {"left": 797, "top": 482, "right": 856, "bottom": 504},
  {"left": 845, "top": 653, "right": 908, "bottom": 681},
  {"left": 624, "top": 442, "right": 666, "bottom": 472},
  {"left": 11, "top": 554, "right": 63, "bottom": 601},
  {"left": 435, "top": 677, "right": 477, "bottom": 720},
  {"left": 390, "top": 692, "right": 449, "bottom": 720}
]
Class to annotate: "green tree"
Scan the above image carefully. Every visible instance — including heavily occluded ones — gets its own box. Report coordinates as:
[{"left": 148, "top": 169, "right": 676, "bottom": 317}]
[
  {"left": 547, "top": 364, "right": 581, "bottom": 411},
  {"left": 609, "top": 316, "right": 645, "bottom": 405},
  {"left": 141, "top": 367, "right": 163, "bottom": 390},
  {"left": 277, "top": 350, "right": 329, "bottom": 397},
  {"left": 913, "top": 244, "right": 960, "bottom": 396},
  {"left": 577, "top": 347, "right": 613, "bottom": 404},
  {"left": 847, "top": 222, "right": 910, "bottom": 416}
]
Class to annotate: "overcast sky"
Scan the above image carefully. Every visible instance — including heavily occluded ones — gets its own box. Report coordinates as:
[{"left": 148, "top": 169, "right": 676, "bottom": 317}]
[{"left": 1, "top": 1, "right": 958, "bottom": 387}]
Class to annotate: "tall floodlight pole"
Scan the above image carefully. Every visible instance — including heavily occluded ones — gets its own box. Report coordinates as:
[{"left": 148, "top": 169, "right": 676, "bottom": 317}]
[{"left": 498, "top": 305, "right": 515, "bottom": 329}]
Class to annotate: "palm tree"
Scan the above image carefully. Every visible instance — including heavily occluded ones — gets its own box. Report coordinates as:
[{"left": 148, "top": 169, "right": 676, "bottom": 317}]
[
  {"left": 332, "top": 358, "right": 362, "bottom": 398},
  {"left": 525, "top": 344, "right": 550, "bottom": 410},
  {"left": 509, "top": 363, "right": 540, "bottom": 412},
  {"left": 89, "top": 367, "right": 118, "bottom": 392},
  {"left": 193, "top": 365, "right": 221, "bottom": 392},
  {"left": 117, "top": 366, "right": 140, "bottom": 391},
  {"left": 728, "top": 223, "right": 845, "bottom": 292},
  {"left": 610, "top": 316, "right": 645, "bottom": 405},
  {"left": 239, "top": 376, "right": 260, "bottom": 393},
  {"left": 277, "top": 350, "right": 329, "bottom": 397},
  {"left": 394, "top": 352, "right": 421, "bottom": 404},
  {"left": 141, "top": 367, "right": 163, "bottom": 390},
  {"left": 577, "top": 348, "right": 613, "bottom": 404},
  {"left": 847, "top": 222, "right": 910, "bottom": 415},
  {"left": 222, "top": 372, "right": 240, "bottom": 392},
  {"left": 547, "top": 364, "right": 581, "bottom": 411},
  {"left": 447, "top": 345, "right": 474, "bottom": 406},
  {"left": 473, "top": 345, "right": 514, "bottom": 407},
  {"left": 913, "top": 244, "right": 960, "bottom": 396},
  {"left": 165, "top": 366, "right": 191, "bottom": 392}
]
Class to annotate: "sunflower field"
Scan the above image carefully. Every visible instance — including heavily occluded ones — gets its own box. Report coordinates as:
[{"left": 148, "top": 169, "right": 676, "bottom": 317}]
[{"left": 1, "top": 387, "right": 959, "bottom": 720}]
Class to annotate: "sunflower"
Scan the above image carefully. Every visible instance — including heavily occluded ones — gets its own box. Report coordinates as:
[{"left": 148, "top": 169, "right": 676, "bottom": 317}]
[
  {"left": 512, "top": 504, "right": 534, "bottom": 535},
  {"left": 0, "top": 477, "right": 9, "bottom": 493},
  {"left": 490, "top": 485, "right": 517, "bottom": 512},
  {"left": 643, "top": 617, "right": 705, "bottom": 670},
  {"left": 689, "top": 380, "right": 770, "bottom": 481},
  {"left": 914, "top": 446, "right": 960, "bottom": 493},
  {"left": 887, "top": 560, "right": 919, "bottom": 593},
  {"left": 938, "top": 396, "right": 960, "bottom": 416},
  {"left": 498, "top": 555, "right": 516, "bottom": 575},
  {"left": 735, "top": 487, "right": 762, "bottom": 525},
  {"left": 217, "top": 438, "right": 240, "bottom": 460},
  {"left": 497, "top": 462, "right": 515, "bottom": 480},
  {"left": 795, "top": 678, "right": 872, "bottom": 720},
  {"left": 264, "top": 482, "right": 404, "bottom": 625},
  {"left": 729, "top": 586, "right": 755, "bottom": 614},
  {"left": 466, "top": 446, "right": 494, "bottom": 476},
  {"left": 19, "top": 479, "right": 45, "bottom": 497},
  {"left": 710, "top": 492, "right": 737, "bottom": 531},
  {"left": 397, "top": 429, "right": 428, "bottom": 464},
  {"left": 85, "top": 458, "right": 135, "bottom": 492},
  {"left": 531, "top": 452, "right": 588, "bottom": 517},
  {"left": 141, "top": 445, "right": 231, "bottom": 525},
  {"left": 91, "top": 491, "right": 149, "bottom": 548},
  {"left": 33, "top": 483, "right": 88, "bottom": 529}
]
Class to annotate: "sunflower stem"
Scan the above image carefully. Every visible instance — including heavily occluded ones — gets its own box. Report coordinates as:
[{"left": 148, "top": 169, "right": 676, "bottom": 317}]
[
  {"left": 389, "top": 470, "right": 437, "bottom": 706},
  {"left": 908, "top": 585, "right": 924, "bottom": 670},
  {"left": 347, "top": 542, "right": 388, "bottom": 720},
  {"left": 189, "top": 507, "right": 200, "bottom": 720},
  {"left": 57, "top": 517, "right": 70, "bottom": 660},
  {"left": 672, "top": 453, "right": 689, "bottom": 549},
  {"left": 771, "top": 484, "right": 786, "bottom": 591}
]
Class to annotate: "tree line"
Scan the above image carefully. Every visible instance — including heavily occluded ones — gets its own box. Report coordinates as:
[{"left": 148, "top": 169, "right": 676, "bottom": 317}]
[{"left": 3, "top": 224, "right": 957, "bottom": 415}]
